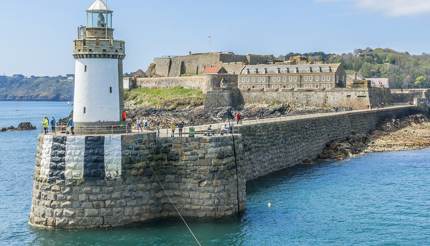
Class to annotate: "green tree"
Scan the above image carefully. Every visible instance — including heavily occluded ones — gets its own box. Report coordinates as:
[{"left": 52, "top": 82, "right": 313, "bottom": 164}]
[{"left": 414, "top": 75, "right": 427, "bottom": 88}]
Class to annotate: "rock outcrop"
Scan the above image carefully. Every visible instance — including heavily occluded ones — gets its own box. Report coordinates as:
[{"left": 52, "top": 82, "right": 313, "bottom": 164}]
[
  {"left": 319, "top": 114, "right": 430, "bottom": 160},
  {"left": 1, "top": 122, "right": 36, "bottom": 132}
]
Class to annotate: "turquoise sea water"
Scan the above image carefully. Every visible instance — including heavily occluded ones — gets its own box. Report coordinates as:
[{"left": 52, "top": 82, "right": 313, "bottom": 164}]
[{"left": 0, "top": 101, "right": 430, "bottom": 245}]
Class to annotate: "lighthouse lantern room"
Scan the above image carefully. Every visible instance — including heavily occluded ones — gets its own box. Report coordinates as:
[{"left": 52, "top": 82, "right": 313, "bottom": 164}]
[{"left": 73, "top": 0, "right": 126, "bottom": 134}]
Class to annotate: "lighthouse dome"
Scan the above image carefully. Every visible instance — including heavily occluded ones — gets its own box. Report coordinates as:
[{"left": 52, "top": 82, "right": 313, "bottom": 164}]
[{"left": 88, "top": 0, "right": 111, "bottom": 12}]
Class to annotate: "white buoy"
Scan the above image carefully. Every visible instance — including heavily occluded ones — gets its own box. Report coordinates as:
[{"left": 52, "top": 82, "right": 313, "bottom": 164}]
[{"left": 268, "top": 202, "right": 272, "bottom": 208}]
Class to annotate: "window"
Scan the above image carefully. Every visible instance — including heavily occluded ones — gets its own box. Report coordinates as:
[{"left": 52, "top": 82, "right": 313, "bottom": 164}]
[
  {"left": 109, "top": 86, "right": 113, "bottom": 94},
  {"left": 84, "top": 65, "right": 87, "bottom": 72},
  {"left": 247, "top": 69, "right": 250, "bottom": 74},
  {"left": 277, "top": 68, "right": 281, "bottom": 74},
  {"left": 255, "top": 68, "right": 259, "bottom": 74},
  {"left": 83, "top": 107, "right": 86, "bottom": 114},
  {"left": 264, "top": 68, "right": 268, "bottom": 74}
]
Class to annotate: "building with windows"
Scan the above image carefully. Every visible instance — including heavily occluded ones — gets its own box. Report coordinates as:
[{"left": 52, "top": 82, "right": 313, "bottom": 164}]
[{"left": 238, "top": 63, "right": 346, "bottom": 91}]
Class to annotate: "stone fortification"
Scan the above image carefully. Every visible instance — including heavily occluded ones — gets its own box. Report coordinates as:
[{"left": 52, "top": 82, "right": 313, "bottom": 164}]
[
  {"left": 151, "top": 52, "right": 275, "bottom": 77},
  {"left": 242, "top": 87, "right": 392, "bottom": 110},
  {"left": 30, "top": 134, "right": 245, "bottom": 229},
  {"left": 30, "top": 106, "right": 417, "bottom": 229},
  {"left": 135, "top": 74, "right": 238, "bottom": 94}
]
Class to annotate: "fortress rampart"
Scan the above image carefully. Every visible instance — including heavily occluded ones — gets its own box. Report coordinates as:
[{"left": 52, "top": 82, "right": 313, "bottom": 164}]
[
  {"left": 135, "top": 74, "right": 237, "bottom": 94},
  {"left": 30, "top": 106, "right": 418, "bottom": 229},
  {"left": 242, "top": 87, "right": 392, "bottom": 110}
]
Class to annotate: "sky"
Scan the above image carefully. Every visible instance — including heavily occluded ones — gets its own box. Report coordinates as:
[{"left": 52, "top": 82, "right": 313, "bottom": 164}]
[{"left": 2, "top": 0, "right": 430, "bottom": 76}]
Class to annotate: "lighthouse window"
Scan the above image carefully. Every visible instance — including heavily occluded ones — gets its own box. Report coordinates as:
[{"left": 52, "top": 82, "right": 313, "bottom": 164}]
[
  {"left": 84, "top": 65, "right": 87, "bottom": 72},
  {"left": 83, "top": 107, "right": 86, "bottom": 114},
  {"left": 109, "top": 86, "right": 113, "bottom": 94}
]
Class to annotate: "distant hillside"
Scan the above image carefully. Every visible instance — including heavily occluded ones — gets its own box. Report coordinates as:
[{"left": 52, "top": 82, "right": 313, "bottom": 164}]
[
  {"left": 284, "top": 48, "right": 430, "bottom": 88},
  {"left": 0, "top": 75, "right": 74, "bottom": 101}
]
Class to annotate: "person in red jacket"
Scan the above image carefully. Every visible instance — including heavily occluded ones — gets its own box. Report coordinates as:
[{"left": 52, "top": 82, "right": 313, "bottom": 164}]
[
  {"left": 235, "top": 112, "right": 242, "bottom": 125},
  {"left": 122, "top": 111, "right": 127, "bottom": 122}
]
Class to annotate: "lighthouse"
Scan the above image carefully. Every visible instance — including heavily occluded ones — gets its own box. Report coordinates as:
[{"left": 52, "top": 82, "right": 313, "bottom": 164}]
[{"left": 73, "top": 0, "right": 126, "bottom": 134}]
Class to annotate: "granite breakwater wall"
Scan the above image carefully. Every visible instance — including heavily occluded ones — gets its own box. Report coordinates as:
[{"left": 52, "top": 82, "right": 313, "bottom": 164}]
[
  {"left": 29, "top": 106, "right": 417, "bottom": 229},
  {"left": 237, "top": 106, "right": 418, "bottom": 181},
  {"left": 30, "top": 134, "right": 245, "bottom": 228}
]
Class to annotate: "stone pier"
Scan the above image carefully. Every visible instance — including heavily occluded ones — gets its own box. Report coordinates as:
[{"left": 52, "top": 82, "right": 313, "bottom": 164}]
[{"left": 30, "top": 106, "right": 419, "bottom": 229}]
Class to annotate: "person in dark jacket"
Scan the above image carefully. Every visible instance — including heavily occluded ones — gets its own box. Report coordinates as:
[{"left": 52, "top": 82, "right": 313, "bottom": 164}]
[
  {"left": 67, "top": 118, "right": 75, "bottom": 135},
  {"left": 50, "top": 117, "right": 56, "bottom": 133}
]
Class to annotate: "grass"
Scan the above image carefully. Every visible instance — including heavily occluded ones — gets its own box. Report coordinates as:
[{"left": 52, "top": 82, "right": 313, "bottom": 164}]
[{"left": 125, "top": 87, "right": 204, "bottom": 109}]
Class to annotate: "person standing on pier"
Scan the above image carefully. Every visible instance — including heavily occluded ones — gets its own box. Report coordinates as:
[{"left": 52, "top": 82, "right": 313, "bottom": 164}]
[
  {"left": 171, "top": 122, "right": 176, "bottom": 137},
  {"left": 136, "top": 118, "right": 143, "bottom": 132},
  {"left": 156, "top": 121, "right": 161, "bottom": 137},
  {"left": 42, "top": 117, "right": 49, "bottom": 134},
  {"left": 235, "top": 112, "right": 242, "bottom": 125},
  {"left": 50, "top": 117, "right": 56, "bottom": 133},
  {"left": 178, "top": 121, "right": 185, "bottom": 137},
  {"left": 67, "top": 118, "right": 75, "bottom": 135}
]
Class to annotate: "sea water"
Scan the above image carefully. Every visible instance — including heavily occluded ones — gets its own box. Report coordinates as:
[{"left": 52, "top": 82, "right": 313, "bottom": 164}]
[{"left": 0, "top": 101, "right": 429, "bottom": 245}]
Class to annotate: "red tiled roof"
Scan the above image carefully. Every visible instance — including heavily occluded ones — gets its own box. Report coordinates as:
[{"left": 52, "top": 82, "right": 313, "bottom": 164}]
[{"left": 203, "top": 65, "right": 226, "bottom": 74}]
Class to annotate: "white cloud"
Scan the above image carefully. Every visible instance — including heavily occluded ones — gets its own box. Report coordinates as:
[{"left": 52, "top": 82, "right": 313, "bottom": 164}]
[{"left": 317, "top": 0, "right": 430, "bottom": 16}]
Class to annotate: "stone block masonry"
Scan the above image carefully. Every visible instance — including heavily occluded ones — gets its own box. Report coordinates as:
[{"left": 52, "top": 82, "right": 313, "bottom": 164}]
[
  {"left": 30, "top": 106, "right": 418, "bottom": 229},
  {"left": 237, "top": 106, "right": 418, "bottom": 180},
  {"left": 30, "top": 134, "right": 245, "bottom": 229}
]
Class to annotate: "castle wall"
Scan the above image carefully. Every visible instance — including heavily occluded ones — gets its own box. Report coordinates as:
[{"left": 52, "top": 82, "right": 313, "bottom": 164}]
[
  {"left": 135, "top": 74, "right": 238, "bottom": 94},
  {"left": 241, "top": 88, "right": 392, "bottom": 110},
  {"left": 152, "top": 53, "right": 265, "bottom": 77},
  {"left": 136, "top": 76, "right": 210, "bottom": 93},
  {"left": 152, "top": 57, "right": 171, "bottom": 77}
]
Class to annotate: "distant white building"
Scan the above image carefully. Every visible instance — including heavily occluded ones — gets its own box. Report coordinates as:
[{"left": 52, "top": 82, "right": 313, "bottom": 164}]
[{"left": 366, "top": 78, "right": 390, "bottom": 88}]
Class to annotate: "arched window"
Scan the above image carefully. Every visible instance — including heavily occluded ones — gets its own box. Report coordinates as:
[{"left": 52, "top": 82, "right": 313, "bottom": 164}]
[{"left": 109, "top": 86, "right": 113, "bottom": 93}]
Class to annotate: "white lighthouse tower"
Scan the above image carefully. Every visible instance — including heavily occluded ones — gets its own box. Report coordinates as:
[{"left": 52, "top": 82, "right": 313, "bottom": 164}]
[{"left": 73, "top": 0, "right": 126, "bottom": 134}]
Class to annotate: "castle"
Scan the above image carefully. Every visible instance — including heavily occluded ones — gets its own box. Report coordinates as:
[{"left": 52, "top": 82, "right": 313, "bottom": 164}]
[
  {"left": 150, "top": 52, "right": 276, "bottom": 77},
  {"left": 129, "top": 53, "right": 418, "bottom": 110}
]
